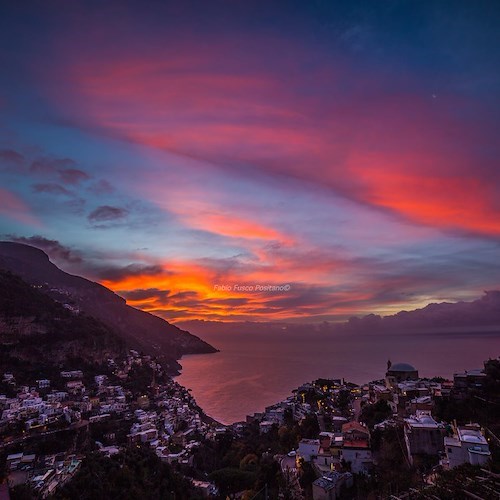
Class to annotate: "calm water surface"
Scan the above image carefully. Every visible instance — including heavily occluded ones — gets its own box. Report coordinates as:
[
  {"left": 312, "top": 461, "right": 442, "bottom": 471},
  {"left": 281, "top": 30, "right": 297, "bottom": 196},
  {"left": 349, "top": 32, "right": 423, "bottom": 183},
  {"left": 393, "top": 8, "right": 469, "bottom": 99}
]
[{"left": 176, "top": 328, "right": 500, "bottom": 424}]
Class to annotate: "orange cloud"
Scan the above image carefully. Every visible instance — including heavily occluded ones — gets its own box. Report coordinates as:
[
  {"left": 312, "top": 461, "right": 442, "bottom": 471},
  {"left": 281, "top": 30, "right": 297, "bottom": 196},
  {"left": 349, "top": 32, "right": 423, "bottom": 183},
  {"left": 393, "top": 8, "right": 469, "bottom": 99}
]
[{"left": 96, "top": 243, "right": 424, "bottom": 322}]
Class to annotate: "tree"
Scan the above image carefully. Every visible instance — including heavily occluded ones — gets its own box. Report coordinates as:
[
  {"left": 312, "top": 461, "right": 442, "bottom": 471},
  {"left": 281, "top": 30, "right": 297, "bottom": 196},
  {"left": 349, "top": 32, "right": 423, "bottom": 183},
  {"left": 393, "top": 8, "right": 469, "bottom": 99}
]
[
  {"left": 298, "top": 459, "right": 317, "bottom": 495},
  {"left": 298, "top": 413, "right": 319, "bottom": 439},
  {"left": 278, "top": 425, "right": 299, "bottom": 452},
  {"left": 283, "top": 408, "right": 295, "bottom": 427},
  {"left": 53, "top": 447, "right": 199, "bottom": 500},
  {"left": 335, "top": 389, "right": 353, "bottom": 417},
  {"left": 360, "top": 400, "right": 393, "bottom": 428},
  {"left": 209, "top": 467, "right": 257, "bottom": 497},
  {"left": 240, "top": 453, "right": 259, "bottom": 472}
]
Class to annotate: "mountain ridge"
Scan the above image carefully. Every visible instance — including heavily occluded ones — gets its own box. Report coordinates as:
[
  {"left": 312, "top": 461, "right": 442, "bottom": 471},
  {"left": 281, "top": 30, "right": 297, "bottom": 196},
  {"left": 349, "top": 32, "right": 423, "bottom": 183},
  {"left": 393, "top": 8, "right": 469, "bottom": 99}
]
[
  {"left": 337, "top": 290, "right": 500, "bottom": 333},
  {"left": 177, "top": 290, "right": 500, "bottom": 336},
  {"left": 0, "top": 242, "right": 217, "bottom": 374}
]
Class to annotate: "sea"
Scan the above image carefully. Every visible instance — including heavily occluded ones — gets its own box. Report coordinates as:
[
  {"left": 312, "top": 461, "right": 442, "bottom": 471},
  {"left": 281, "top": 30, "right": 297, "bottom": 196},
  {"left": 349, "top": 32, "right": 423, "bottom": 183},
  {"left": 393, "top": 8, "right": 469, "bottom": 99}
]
[{"left": 175, "top": 326, "right": 500, "bottom": 425}]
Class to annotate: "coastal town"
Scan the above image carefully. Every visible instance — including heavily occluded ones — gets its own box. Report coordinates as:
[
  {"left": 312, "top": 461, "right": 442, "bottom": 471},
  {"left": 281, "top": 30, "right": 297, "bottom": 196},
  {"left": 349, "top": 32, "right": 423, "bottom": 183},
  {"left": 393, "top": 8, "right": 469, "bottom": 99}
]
[
  {"left": 2, "top": 0, "right": 500, "bottom": 498},
  {"left": 1, "top": 351, "right": 499, "bottom": 499},
  {"left": 1, "top": 350, "right": 218, "bottom": 497}
]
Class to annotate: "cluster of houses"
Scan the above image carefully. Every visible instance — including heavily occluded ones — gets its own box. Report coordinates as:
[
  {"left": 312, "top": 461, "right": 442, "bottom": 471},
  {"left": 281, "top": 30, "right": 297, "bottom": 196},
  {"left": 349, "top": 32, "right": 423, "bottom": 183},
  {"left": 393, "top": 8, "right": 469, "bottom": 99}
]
[
  {"left": 1, "top": 373, "right": 88, "bottom": 433},
  {"left": 245, "top": 379, "right": 368, "bottom": 499},
  {"left": 266, "top": 360, "right": 495, "bottom": 500},
  {"left": 247, "top": 394, "right": 314, "bottom": 433},
  {"left": 1, "top": 350, "right": 218, "bottom": 498},
  {"left": 0, "top": 357, "right": 147, "bottom": 435},
  {"left": 371, "top": 360, "right": 492, "bottom": 470},
  {"left": 247, "top": 378, "right": 360, "bottom": 433},
  {"left": 126, "top": 384, "right": 207, "bottom": 468},
  {"left": 6, "top": 452, "right": 82, "bottom": 498},
  {"left": 296, "top": 422, "right": 372, "bottom": 475},
  {"left": 293, "top": 422, "right": 372, "bottom": 499}
]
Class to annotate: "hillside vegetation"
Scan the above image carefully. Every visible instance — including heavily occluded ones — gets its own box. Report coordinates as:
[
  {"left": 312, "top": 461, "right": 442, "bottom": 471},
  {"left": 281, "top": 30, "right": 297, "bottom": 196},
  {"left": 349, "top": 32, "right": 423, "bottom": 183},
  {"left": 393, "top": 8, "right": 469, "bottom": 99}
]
[{"left": 0, "top": 270, "right": 126, "bottom": 384}]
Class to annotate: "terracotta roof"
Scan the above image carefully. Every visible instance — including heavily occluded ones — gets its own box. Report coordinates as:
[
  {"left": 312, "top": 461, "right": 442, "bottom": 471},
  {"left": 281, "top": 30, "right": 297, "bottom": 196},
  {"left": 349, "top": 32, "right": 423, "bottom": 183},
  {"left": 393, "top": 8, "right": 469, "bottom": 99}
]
[
  {"left": 342, "top": 421, "right": 369, "bottom": 434},
  {"left": 343, "top": 439, "right": 370, "bottom": 449}
]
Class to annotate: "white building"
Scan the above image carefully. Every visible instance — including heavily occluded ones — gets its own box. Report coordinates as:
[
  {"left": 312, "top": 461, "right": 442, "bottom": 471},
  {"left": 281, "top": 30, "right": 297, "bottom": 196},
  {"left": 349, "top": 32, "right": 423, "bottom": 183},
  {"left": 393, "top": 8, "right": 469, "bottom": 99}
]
[
  {"left": 341, "top": 446, "right": 372, "bottom": 474},
  {"left": 60, "top": 370, "right": 83, "bottom": 379},
  {"left": 341, "top": 422, "right": 372, "bottom": 474},
  {"left": 259, "top": 420, "right": 274, "bottom": 434},
  {"left": 442, "top": 424, "right": 491, "bottom": 469},
  {"left": 312, "top": 471, "right": 353, "bottom": 500},
  {"left": 95, "top": 375, "right": 107, "bottom": 386},
  {"left": 297, "top": 438, "right": 320, "bottom": 462},
  {"left": 403, "top": 411, "right": 445, "bottom": 464}
]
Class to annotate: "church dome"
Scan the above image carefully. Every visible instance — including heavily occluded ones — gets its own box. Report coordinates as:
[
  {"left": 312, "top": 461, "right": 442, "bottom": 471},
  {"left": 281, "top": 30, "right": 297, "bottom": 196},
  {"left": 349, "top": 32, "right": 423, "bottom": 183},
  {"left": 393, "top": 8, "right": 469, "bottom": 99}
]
[{"left": 388, "top": 362, "right": 417, "bottom": 372}]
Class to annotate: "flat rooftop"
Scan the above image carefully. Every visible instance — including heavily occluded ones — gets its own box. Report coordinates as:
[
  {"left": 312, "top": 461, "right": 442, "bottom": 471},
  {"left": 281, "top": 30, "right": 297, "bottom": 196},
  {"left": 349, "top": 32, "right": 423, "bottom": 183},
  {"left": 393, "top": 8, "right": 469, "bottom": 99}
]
[{"left": 458, "top": 428, "right": 488, "bottom": 445}]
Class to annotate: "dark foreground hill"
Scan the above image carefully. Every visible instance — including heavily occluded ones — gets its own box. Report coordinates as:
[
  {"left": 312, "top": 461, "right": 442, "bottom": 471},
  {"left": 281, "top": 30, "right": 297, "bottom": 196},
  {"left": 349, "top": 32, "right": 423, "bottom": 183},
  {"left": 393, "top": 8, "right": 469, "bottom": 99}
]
[
  {"left": 0, "top": 242, "right": 217, "bottom": 373},
  {"left": 0, "top": 269, "right": 127, "bottom": 381}
]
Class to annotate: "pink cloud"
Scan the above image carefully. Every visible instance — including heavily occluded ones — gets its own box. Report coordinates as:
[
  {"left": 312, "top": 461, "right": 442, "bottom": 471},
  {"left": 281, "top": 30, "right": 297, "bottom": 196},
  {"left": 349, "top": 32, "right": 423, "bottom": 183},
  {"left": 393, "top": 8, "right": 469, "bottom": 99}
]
[
  {"left": 0, "top": 188, "right": 40, "bottom": 226},
  {"left": 39, "top": 32, "right": 500, "bottom": 238}
]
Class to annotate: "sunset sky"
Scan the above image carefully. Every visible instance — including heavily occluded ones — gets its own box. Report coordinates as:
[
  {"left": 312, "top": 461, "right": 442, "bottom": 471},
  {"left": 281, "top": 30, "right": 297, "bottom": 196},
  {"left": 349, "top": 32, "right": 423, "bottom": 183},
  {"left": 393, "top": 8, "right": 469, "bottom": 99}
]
[{"left": 1, "top": 1, "right": 499, "bottom": 322}]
